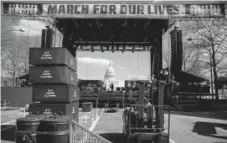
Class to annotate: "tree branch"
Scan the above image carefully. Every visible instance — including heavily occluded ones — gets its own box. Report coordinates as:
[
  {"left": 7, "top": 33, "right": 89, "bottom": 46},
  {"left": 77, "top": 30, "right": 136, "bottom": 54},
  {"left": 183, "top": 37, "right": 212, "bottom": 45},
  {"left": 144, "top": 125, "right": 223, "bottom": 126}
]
[
  {"left": 198, "top": 69, "right": 211, "bottom": 77},
  {"left": 215, "top": 53, "right": 227, "bottom": 65},
  {"left": 214, "top": 33, "right": 227, "bottom": 54}
]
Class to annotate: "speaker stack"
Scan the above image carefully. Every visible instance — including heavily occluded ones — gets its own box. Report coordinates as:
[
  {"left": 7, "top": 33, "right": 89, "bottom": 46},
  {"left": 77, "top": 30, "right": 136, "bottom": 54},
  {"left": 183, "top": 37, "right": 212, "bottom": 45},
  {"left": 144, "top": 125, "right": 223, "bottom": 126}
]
[
  {"left": 41, "top": 28, "right": 53, "bottom": 48},
  {"left": 28, "top": 47, "right": 79, "bottom": 121},
  {"left": 170, "top": 29, "right": 183, "bottom": 74}
]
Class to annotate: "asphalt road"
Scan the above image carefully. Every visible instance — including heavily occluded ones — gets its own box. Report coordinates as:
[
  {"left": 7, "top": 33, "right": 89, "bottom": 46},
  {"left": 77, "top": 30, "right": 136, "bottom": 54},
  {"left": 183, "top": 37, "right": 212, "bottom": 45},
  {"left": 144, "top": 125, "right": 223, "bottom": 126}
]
[
  {"left": 94, "top": 109, "right": 124, "bottom": 143},
  {"left": 168, "top": 111, "right": 227, "bottom": 143},
  {"left": 94, "top": 109, "right": 227, "bottom": 143}
]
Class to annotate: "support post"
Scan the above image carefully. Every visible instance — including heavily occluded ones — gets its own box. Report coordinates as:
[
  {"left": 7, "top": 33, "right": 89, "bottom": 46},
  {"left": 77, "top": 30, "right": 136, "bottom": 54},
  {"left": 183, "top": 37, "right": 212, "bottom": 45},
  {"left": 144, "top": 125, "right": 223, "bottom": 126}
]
[
  {"left": 153, "top": 38, "right": 162, "bottom": 129},
  {"left": 158, "top": 82, "right": 165, "bottom": 129},
  {"left": 138, "top": 81, "right": 145, "bottom": 127},
  {"left": 147, "top": 104, "right": 153, "bottom": 128}
]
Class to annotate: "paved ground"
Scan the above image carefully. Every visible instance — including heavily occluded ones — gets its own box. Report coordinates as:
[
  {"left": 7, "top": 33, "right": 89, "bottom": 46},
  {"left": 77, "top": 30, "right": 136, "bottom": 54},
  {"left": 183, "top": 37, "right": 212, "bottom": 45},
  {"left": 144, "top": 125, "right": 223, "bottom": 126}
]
[
  {"left": 168, "top": 111, "right": 227, "bottom": 143},
  {"left": 94, "top": 109, "right": 227, "bottom": 143},
  {"left": 93, "top": 109, "right": 124, "bottom": 143},
  {"left": 94, "top": 109, "right": 123, "bottom": 134}
]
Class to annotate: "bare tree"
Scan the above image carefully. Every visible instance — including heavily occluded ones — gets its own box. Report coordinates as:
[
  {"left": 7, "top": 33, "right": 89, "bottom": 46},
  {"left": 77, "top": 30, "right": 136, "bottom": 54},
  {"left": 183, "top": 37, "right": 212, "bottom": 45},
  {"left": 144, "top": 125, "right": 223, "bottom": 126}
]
[
  {"left": 181, "top": 43, "right": 203, "bottom": 77},
  {"left": 185, "top": 18, "right": 227, "bottom": 101},
  {"left": 1, "top": 37, "right": 26, "bottom": 86},
  {"left": 1, "top": 33, "right": 40, "bottom": 87}
]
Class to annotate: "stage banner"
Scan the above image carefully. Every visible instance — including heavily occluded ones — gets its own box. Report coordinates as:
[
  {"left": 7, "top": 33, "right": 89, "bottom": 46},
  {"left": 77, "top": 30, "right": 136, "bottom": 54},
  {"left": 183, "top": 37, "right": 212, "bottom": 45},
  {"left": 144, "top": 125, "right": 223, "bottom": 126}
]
[
  {"left": 42, "top": 4, "right": 225, "bottom": 18},
  {"left": 2, "top": 3, "right": 226, "bottom": 18}
]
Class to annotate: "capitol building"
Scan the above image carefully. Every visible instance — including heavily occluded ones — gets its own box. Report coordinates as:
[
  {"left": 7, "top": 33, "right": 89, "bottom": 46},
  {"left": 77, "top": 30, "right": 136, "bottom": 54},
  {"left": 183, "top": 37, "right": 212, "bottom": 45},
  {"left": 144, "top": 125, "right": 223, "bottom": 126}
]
[{"left": 103, "top": 62, "right": 124, "bottom": 91}]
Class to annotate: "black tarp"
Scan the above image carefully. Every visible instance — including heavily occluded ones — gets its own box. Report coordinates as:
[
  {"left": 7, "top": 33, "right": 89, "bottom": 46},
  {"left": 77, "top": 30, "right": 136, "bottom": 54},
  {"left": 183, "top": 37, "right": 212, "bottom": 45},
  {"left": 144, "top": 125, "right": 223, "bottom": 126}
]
[
  {"left": 17, "top": 74, "right": 29, "bottom": 80},
  {"left": 217, "top": 76, "right": 227, "bottom": 89},
  {"left": 174, "top": 71, "right": 207, "bottom": 83},
  {"left": 218, "top": 76, "right": 227, "bottom": 83},
  {"left": 78, "top": 80, "right": 103, "bottom": 87}
]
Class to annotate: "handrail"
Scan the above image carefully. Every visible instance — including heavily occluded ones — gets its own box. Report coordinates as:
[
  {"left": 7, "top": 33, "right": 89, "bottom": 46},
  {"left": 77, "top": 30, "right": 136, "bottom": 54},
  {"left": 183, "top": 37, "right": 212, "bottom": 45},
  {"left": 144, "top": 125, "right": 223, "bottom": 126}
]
[{"left": 71, "top": 119, "right": 112, "bottom": 143}]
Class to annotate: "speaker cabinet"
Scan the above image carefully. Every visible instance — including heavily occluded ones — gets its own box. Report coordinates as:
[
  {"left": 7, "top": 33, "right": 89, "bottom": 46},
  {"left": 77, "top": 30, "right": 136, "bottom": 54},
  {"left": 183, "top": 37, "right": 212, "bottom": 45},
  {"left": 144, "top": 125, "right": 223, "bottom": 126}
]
[
  {"left": 170, "top": 29, "right": 183, "bottom": 73},
  {"left": 29, "top": 102, "right": 79, "bottom": 118},
  {"left": 29, "top": 66, "right": 77, "bottom": 85},
  {"left": 29, "top": 48, "right": 77, "bottom": 71},
  {"left": 32, "top": 85, "right": 80, "bottom": 102},
  {"left": 41, "top": 28, "right": 53, "bottom": 48}
]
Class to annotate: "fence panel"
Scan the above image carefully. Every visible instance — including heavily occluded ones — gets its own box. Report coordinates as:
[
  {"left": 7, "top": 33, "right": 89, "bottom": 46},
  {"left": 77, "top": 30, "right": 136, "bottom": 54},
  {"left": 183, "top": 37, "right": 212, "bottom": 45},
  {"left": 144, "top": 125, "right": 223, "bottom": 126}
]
[{"left": 71, "top": 119, "right": 112, "bottom": 143}]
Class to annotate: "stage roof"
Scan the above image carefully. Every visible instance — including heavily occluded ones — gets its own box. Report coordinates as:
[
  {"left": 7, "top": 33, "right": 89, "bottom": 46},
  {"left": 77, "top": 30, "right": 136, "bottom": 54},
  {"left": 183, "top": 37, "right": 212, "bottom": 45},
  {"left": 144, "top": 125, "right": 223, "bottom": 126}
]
[{"left": 56, "top": 18, "right": 169, "bottom": 52}]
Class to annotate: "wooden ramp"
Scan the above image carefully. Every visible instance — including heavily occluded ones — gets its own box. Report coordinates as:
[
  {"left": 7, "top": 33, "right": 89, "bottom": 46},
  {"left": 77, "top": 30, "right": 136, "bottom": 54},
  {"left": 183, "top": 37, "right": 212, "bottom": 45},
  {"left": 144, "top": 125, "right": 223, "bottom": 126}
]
[{"left": 93, "top": 109, "right": 125, "bottom": 143}]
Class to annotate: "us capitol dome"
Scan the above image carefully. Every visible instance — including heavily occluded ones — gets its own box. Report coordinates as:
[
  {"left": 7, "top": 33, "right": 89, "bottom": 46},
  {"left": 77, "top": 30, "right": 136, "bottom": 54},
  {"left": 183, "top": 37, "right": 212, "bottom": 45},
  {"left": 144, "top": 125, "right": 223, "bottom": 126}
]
[{"left": 104, "top": 61, "right": 118, "bottom": 91}]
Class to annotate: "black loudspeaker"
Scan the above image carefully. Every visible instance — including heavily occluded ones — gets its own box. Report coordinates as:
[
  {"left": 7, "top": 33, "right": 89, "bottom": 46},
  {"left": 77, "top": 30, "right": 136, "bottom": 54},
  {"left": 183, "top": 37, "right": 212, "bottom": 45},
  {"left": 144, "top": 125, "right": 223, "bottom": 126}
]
[
  {"left": 29, "top": 66, "right": 77, "bottom": 85},
  {"left": 170, "top": 29, "right": 183, "bottom": 73},
  {"left": 29, "top": 102, "right": 79, "bottom": 118},
  {"left": 41, "top": 29, "right": 46, "bottom": 48},
  {"left": 29, "top": 48, "right": 77, "bottom": 71},
  {"left": 46, "top": 28, "right": 53, "bottom": 48},
  {"left": 32, "top": 85, "right": 80, "bottom": 102},
  {"left": 41, "top": 28, "right": 53, "bottom": 48}
]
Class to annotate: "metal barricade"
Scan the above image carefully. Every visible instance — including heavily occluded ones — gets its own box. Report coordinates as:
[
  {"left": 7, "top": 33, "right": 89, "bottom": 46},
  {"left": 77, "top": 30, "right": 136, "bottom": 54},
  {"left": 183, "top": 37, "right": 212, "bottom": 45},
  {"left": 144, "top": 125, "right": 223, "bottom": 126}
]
[{"left": 70, "top": 119, "right": 112, "bottom": 143}]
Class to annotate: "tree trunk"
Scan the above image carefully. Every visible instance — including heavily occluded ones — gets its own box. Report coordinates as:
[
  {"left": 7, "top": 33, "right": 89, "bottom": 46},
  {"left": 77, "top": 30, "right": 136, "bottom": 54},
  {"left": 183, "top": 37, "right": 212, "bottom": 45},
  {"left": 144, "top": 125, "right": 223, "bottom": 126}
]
[
  {"left": 213, "top": 64, "right": 219, "bottom": 101},
  {"left": 211, "top": 43, "right": 219, "bottom": 101}
]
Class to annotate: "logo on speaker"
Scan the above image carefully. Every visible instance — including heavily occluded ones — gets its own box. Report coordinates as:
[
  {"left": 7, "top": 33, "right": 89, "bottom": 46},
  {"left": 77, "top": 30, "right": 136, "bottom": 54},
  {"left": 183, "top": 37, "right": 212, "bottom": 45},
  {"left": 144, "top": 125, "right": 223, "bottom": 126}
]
[
  {"left": 41, "top": 51, "right": 52, "bottom": 60},
  {"left": 40, "top": 70, "right": 52, "bottom": 79},
  {"left": 70, "top": 74, "right": 74, "bottom": 81},
  {"left": 74, "top": 90, "right": 77, "bottom": 97},
  {"left": 70, "top": 59, "right": 73, "bottom": 65},
  {"left": 72, "top": 107, "right": 75, "bottom": 114},
  {"left": 44, "top": 89, "right": 56, "bottom": 98}
]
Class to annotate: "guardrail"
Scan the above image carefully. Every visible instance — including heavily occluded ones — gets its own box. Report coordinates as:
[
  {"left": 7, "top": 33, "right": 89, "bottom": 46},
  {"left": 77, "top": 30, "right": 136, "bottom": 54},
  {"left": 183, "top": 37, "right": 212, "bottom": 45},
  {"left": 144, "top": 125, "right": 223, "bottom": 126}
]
[{"left": 71, "top": 119, "right": 112, "bottom": 143}]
